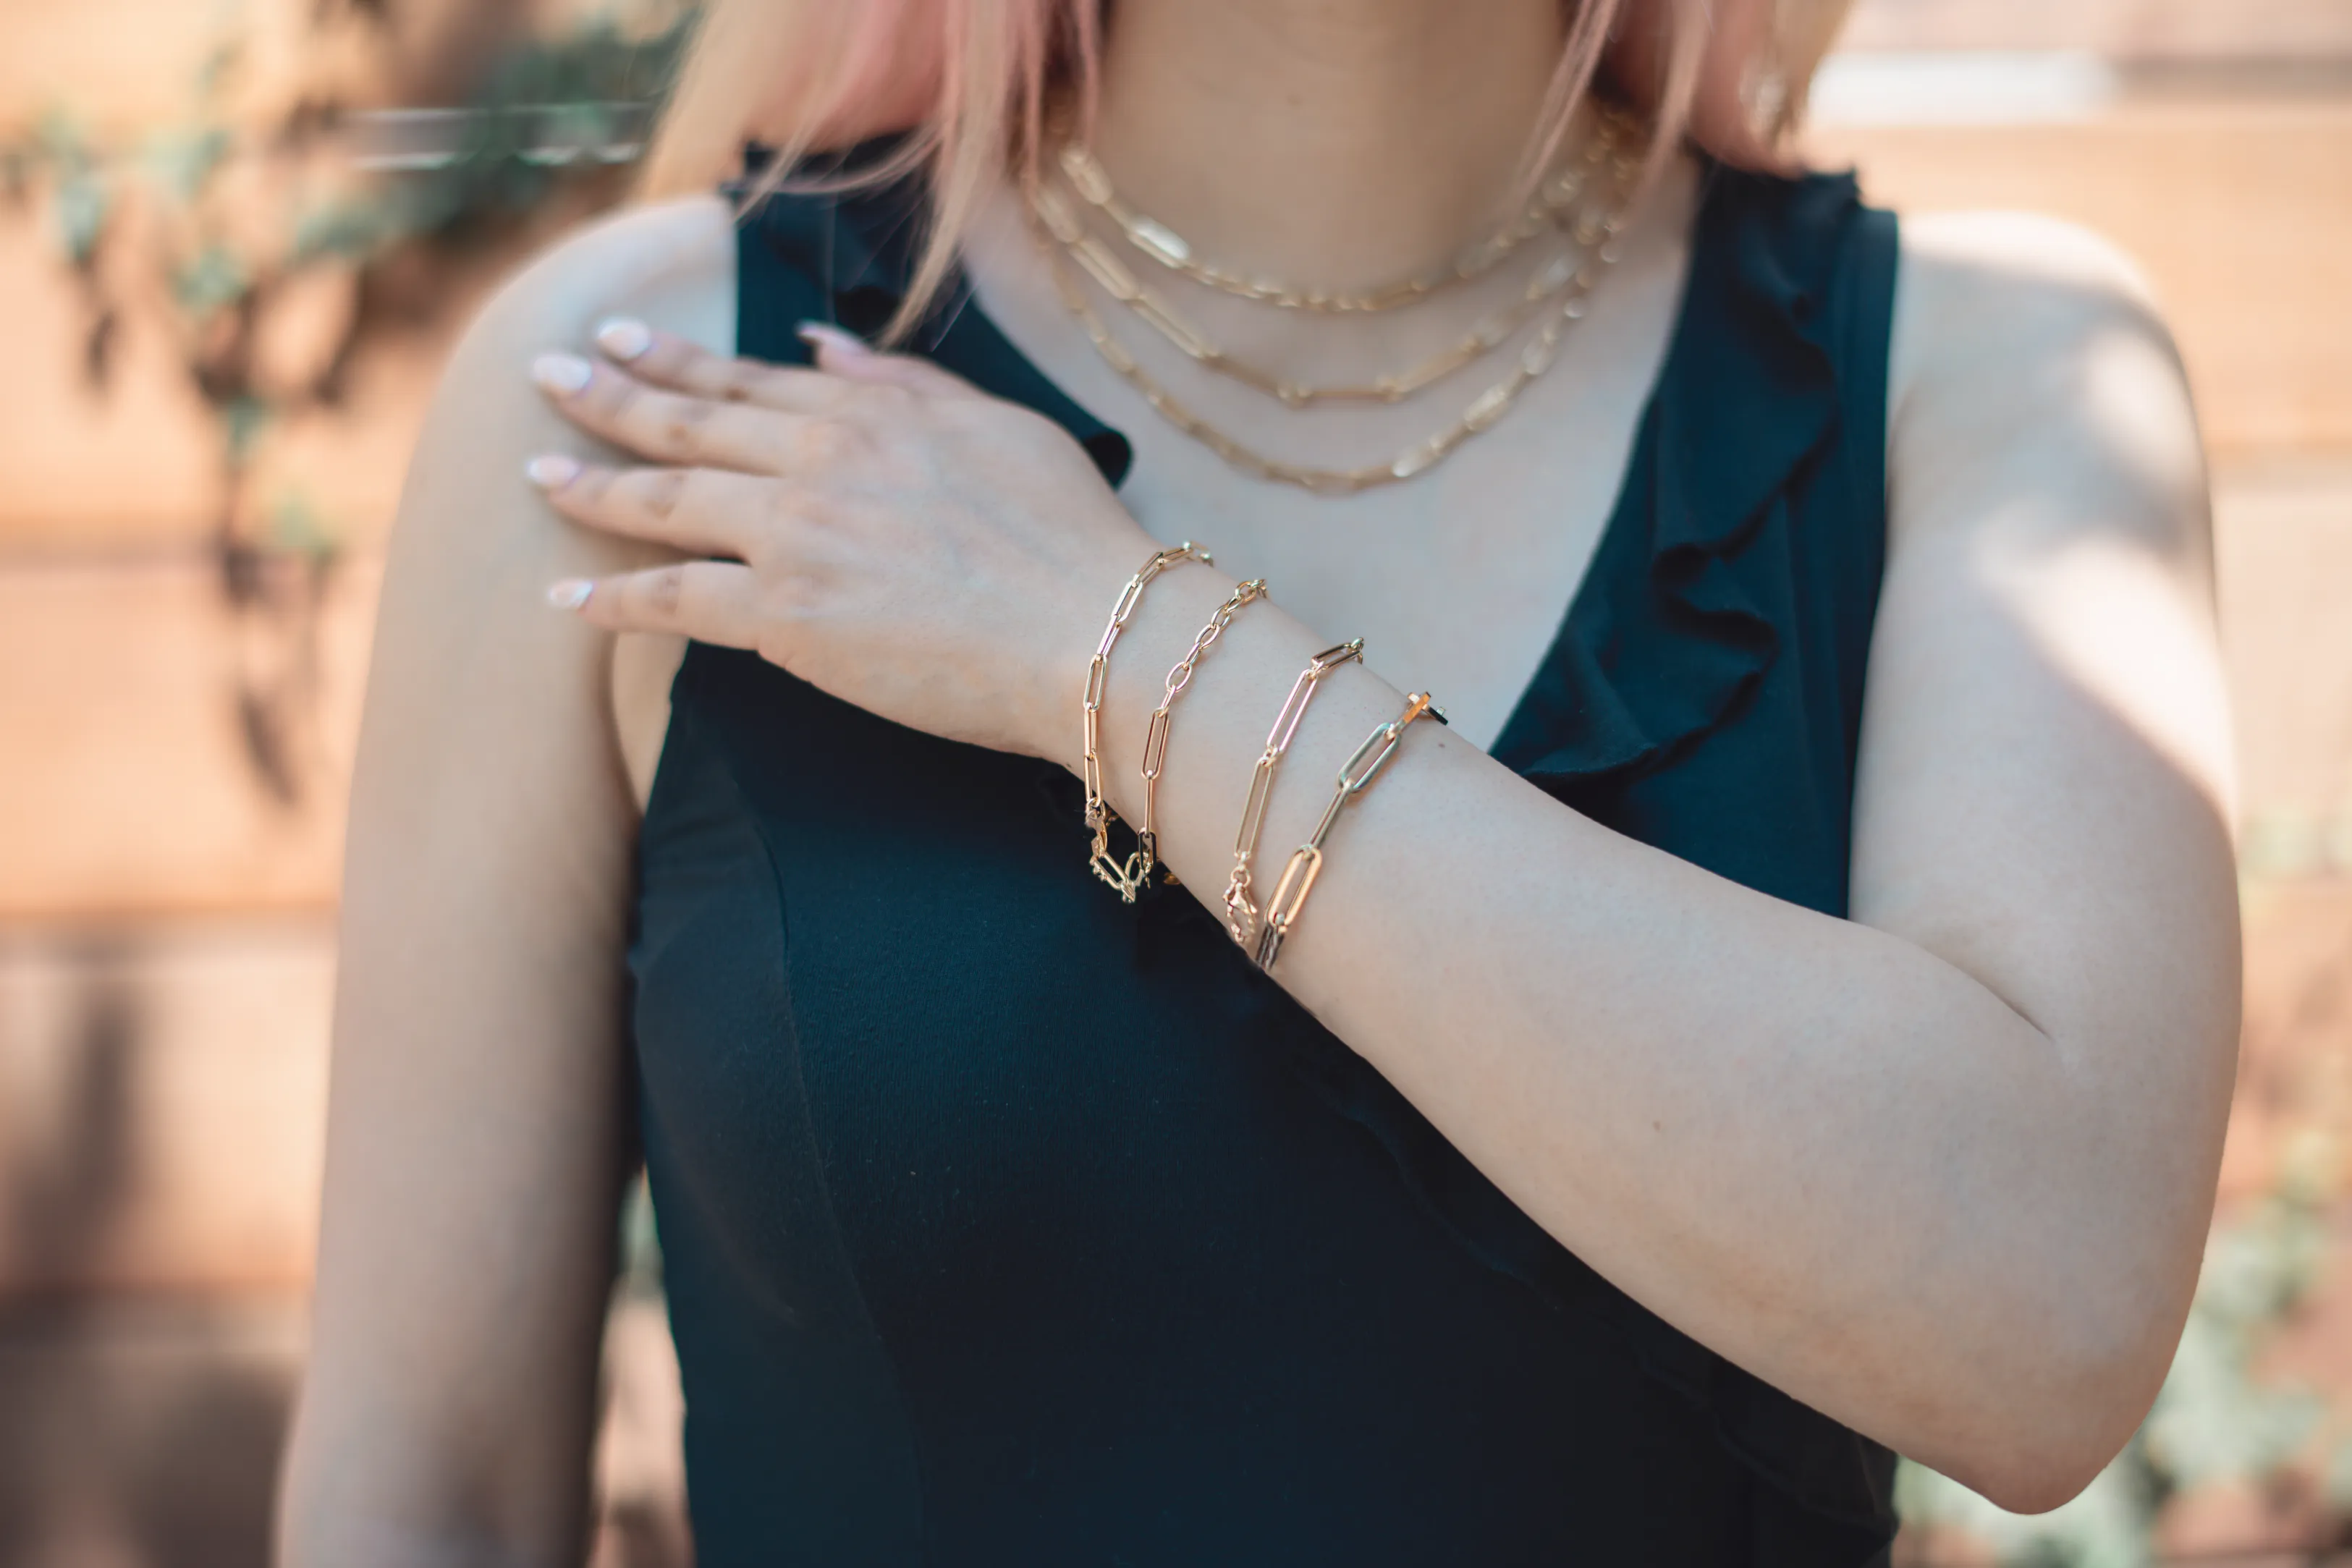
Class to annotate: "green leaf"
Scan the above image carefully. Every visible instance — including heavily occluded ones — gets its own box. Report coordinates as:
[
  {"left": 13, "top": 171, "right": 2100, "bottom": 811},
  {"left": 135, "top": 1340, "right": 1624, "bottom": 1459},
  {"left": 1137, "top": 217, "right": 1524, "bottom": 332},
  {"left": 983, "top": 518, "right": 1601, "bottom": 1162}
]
[
  {"left": 52, "top": 171, "right": 108, "bottom": 263},
  {"left": 263, "top": 488, "right": 339, "bottom": 561},
  {"left": 145, "top": 125, "right": 234, "bottom": 205},
  {"left": 172, "top": 242, "right": 250, "bottom": 318}
]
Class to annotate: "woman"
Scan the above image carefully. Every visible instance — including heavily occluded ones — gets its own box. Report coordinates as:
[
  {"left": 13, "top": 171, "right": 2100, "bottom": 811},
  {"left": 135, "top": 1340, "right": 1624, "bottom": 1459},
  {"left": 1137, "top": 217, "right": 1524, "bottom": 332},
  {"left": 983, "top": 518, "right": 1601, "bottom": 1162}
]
[{"left": 279, "top": 0, "right": 2241, "bottom": 1561}]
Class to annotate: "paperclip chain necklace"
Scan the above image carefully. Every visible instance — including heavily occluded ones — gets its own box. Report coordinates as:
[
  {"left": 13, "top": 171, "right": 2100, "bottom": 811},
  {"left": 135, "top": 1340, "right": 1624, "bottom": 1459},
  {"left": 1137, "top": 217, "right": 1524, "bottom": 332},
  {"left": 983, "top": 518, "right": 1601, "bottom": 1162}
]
[
  {"left": 1024, "top": 121, "right": 1643, "bottom": 495},
  {"left": 1055, "top": 109, "right": 1636, "bottom": 313},
  {"left": 1031, "top": 179, "right": 1624, "bottom": 410}
]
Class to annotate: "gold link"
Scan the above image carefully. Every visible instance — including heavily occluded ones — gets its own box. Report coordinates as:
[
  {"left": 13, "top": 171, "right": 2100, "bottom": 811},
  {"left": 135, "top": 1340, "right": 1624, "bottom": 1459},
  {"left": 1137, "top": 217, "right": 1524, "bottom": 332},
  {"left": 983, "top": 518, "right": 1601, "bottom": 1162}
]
[
  {"left": 1128, "top": 294, "right": 1217, "bottom": 363},
  {"left": 1058, "top": 142, "right": 1113, "bottom": 205},
  {"left": 1108, "top": 577, "right": 1146, "bottom": 627},
  {"left": 1070, "top": 235, "right": 1143, "bottom": 302},
  {"left": 1141, "top": 707, "right": 1174, "bottom": 781},
  {"left": 1032, "top": 182, "right": 1085, "bottom": 245},
  {"left": 1128, "top": 216, "right": 1190, "bottom": 267},
  {"left": 1253, "top": 845, "right": 1325, "bottom": 969},
  {"left": 1463, "top": 380, "right": 1518, "bottom": 431}
]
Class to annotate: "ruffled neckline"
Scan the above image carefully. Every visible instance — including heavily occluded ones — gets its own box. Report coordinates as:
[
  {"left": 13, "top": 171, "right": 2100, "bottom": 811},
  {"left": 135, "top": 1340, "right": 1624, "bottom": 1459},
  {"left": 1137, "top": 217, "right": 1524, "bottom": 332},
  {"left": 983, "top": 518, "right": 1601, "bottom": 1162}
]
[{"left": 1487, "top": 161, "right": 1856, "bottom": 805}]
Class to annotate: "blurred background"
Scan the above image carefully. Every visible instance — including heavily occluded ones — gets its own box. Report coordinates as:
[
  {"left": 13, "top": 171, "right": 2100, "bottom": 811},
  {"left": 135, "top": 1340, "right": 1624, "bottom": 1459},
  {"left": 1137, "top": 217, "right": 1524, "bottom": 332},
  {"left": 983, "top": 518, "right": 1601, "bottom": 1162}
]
[{"left": 0, "top": 0, "right": 2345, "bottom": 1564}]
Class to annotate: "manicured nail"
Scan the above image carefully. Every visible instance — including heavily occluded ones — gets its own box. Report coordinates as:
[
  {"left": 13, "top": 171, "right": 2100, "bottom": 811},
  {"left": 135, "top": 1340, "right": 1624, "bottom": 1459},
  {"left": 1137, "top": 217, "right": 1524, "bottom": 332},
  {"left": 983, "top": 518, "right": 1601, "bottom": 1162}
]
[
  {"left": 531, "top": 352, "right": 593, "bottom": 395},
  {"left": 796, "top": 321, "right": 869, "bottom": 357},
  {"left": 595, "top": 317, "right": 653, "bottom": 362},
  {"left": 546, "top": 579, "right": 593, "bottom": 610},
  {"left": 525, "top": 454, "right": 579, "bottom": 489}
]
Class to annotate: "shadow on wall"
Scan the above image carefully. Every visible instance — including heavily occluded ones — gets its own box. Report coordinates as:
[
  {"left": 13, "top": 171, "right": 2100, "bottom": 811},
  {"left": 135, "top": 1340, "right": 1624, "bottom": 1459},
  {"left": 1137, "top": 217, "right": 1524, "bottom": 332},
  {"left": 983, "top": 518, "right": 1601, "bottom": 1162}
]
[
  {"left": 0, "top": 938, "right": 293, "bottom": 1567},
  {"left": 0, "top": 938, "right": 693, "bottom": 1568}
]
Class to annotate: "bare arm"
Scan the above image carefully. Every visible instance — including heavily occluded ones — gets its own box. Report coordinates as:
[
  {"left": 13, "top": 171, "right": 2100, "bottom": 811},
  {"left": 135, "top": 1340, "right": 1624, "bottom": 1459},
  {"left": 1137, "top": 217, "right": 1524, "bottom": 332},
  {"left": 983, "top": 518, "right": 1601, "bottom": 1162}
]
[
  {"left": 276, "top": 196, "right": 732, "bottom": 1567},
  {"left": 1093, "top": 213, "right": 2238, "bottom": 1510}
]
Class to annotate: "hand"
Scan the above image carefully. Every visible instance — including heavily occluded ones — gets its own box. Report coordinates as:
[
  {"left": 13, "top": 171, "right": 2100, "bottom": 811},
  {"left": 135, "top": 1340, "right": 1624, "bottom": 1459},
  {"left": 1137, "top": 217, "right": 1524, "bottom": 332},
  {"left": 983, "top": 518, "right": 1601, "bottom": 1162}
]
[{"left": 527, "top": 318, "right": 1159, "bottom": 765}]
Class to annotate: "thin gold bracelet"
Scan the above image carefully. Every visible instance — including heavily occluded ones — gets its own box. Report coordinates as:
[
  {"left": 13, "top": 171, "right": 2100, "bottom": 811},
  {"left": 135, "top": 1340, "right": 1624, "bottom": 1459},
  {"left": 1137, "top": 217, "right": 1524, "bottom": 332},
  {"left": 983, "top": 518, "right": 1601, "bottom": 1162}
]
[
  {"left": 1254, "top": 691, "right": 1447, "bottom": 972},
  {"left": 1222, "top": 639, "right": 1366, "bottom": 946},
  {"left": 1136, "top": 577, "right": 1269, "bottom": 892},
  {"left": 1084, "top": 541, "right": 1212, "bottom": 901}
]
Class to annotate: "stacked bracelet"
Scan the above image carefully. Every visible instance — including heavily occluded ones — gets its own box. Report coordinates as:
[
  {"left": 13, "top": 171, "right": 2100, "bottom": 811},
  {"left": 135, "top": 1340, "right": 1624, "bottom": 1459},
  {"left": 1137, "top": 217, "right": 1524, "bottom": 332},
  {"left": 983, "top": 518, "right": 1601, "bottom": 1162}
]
[
  {"left": 1083, "top": 544, "right": 1441, "bottom": 942},
  {"left": 1222, "top": 639, "right": 1365, "bottom": 945},
  {"left": 1253, "top": 691, "right": 1447, "bottom": 972},
  {"left": 1083, "top": 541, "right": 1212, "bottom": 901},
  {"left": 1138, "top": 578, "right": 1269, "bottom": 891}
]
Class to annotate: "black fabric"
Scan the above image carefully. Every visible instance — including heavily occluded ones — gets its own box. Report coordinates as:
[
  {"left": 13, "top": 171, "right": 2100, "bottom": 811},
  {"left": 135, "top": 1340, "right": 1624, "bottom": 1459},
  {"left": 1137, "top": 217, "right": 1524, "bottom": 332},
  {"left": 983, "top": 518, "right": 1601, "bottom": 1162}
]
[{"left": 630, "top": 150, "right": 1904, "bottom": 1565}]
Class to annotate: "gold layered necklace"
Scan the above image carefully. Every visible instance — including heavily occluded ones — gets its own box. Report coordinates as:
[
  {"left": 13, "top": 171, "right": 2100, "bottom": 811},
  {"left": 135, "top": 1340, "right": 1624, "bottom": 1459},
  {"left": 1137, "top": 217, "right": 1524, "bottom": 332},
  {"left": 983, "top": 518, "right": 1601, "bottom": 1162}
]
[{"left": 1023, "top": 111, "right": 1644, "bottom": 496}]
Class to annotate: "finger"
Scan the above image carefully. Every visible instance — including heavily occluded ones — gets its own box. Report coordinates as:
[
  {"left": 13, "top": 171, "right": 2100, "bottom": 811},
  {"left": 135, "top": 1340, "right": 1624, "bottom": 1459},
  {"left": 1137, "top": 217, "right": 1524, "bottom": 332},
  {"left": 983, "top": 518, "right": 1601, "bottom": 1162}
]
[
  {"left": 533, "top": 352, "right": 800, "bottom": 472},
  {"left": 593, "top": 317, "right": 850, "bottom": 414},
  {"left": 796, "top": 322, "right": 983, "bottom": 399},
  {"left": 525, "top": 455, "right": 781, "bottom": 559},
  {"left": 545, "top": 560, "right": 766, "bottom": 648}
]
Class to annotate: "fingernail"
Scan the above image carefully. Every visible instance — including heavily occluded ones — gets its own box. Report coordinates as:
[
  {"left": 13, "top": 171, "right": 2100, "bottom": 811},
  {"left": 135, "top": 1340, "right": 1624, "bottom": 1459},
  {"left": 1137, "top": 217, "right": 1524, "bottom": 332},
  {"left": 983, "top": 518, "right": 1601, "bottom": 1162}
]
[
  {"left": 595, "top": 317, "right": 653, "bottom": 362},
  {"left": 531, "top": 352, "right": 593, "bottom": 395},
  {"left": 796, "top": 321, "right": 870, "bottom": 357},
  {"left": 546, "top": 579, "right": 593, "bottom": 610},
  {"left": 525, "top": 454, "right": 579, "bottom": 489}
]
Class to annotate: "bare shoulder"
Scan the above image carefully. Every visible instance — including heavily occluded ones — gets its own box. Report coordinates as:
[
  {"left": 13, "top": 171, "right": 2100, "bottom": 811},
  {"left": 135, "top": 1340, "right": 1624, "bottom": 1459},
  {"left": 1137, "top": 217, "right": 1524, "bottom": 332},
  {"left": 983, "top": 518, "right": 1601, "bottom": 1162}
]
[
  {"left": 459, "top": 192, "right": 735, "bottom": 376},
  {"left": 379, "top": 195, "right": 731, "bottom": 803},
  {"left": 1890, "top": 208, "right": 2170, "bottom": 392},
  {"left": 1884, "top": 210, "right": 2206, "bottom": 553},
  {"left": 402, "top": 192, "right": 735, "bottom": 569}
]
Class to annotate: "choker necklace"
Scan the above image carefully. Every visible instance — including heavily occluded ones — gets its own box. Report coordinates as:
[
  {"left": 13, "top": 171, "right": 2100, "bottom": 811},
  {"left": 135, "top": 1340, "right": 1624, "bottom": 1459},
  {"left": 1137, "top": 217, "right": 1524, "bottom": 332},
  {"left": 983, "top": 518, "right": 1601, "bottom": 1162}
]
[
  {"left": 1023, "top": 116, "right": 1642, "bottom": 496},
  {"left": 1054, "top": 107, "right": 1638, "bottom": 313}
]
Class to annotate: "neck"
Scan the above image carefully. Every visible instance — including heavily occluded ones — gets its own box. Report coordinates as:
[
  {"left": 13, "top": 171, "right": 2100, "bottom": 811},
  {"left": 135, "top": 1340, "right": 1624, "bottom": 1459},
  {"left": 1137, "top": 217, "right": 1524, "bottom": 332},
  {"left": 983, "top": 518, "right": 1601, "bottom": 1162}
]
[{"left": 1086, "top": 0, "right": 1573, "bottom": 294}]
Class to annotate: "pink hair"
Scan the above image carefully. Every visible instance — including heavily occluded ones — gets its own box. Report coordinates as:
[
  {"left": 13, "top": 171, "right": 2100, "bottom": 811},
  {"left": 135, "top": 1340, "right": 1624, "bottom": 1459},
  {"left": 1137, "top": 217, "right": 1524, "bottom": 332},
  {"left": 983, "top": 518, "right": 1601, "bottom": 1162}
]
[{"left": 642, "top": 0, "right": 1853, "bottom": 343}]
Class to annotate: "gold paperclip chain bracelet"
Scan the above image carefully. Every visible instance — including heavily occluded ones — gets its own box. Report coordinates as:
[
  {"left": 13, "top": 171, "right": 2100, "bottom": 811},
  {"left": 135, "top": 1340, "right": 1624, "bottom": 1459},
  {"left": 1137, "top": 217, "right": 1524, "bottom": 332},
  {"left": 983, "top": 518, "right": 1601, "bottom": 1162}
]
[
  {"left": 1255, "top": 691, "right": 1447, "bottom": 972},
  {"left": 1223, "top": 639, "right": 1366, "bottom": 946},
  {"left": 1083, "top": 541, "right": 1213, "bottom": 901},
  {"left": 1137, "top": 577, "right": 1269, "bottom": 892}
]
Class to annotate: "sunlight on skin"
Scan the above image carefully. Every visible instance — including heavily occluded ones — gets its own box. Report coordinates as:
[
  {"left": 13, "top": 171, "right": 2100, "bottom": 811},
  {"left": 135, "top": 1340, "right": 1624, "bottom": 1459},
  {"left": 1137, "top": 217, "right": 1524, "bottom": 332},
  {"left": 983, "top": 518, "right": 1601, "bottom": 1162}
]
[{"left": 1987, "top": 528, "right": 2237, "bottom": 828}]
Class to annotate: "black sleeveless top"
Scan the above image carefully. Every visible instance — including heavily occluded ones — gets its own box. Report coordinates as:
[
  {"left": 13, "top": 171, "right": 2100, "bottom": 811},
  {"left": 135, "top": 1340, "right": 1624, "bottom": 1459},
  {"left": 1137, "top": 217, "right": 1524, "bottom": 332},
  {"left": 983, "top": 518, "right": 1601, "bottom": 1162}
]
[{"left": 629, "top": 153, "right": 1904, "bottom": 1566}]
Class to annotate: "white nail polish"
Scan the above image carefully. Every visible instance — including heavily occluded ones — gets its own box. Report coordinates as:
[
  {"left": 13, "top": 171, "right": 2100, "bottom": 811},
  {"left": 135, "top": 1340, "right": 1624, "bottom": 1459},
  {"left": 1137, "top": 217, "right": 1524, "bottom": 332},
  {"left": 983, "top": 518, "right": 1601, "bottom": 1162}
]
[
  {"left": 531, "top": 352, "right": 593, "bottom": 395},
  {"left": 546, "top": 579, "right": 593, "bottom": 610},
  {"left": 795, "top": 321, "right": 870, "bottom": 357},
  {"left": 525, "top": 454, "right": 579, "bottom": 488},
  {"left": 595, "top": 317, "right": 653, "bottom": 362}
]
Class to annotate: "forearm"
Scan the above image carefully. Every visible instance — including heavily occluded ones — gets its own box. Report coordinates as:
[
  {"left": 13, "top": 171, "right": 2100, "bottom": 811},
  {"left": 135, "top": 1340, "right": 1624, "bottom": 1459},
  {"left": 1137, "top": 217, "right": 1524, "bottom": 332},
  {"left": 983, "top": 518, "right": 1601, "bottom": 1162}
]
[
  {"left": 1083, "top": 562, "right": 2199, "bottom": 1498},
  {"left": 277, "top": 1406, "right": 596, "bottom": 1568}
]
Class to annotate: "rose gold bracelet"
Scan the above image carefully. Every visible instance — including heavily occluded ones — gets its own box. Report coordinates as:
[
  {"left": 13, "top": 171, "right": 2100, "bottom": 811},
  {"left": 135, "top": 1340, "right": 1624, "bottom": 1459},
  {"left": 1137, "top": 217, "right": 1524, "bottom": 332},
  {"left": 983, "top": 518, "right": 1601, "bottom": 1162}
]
[
  {"left": 1254, "top": 691, "right": 1446, "bottom": 972},
  {"left": 1084, "top": 541, "right": 1212, "bottom": 901},
  {"left": 1135, "top": 577, "right": 1269, "bottom": 892},
  {"left": 1222, "top": 639, "right": 1366, "bottom": 946}
]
